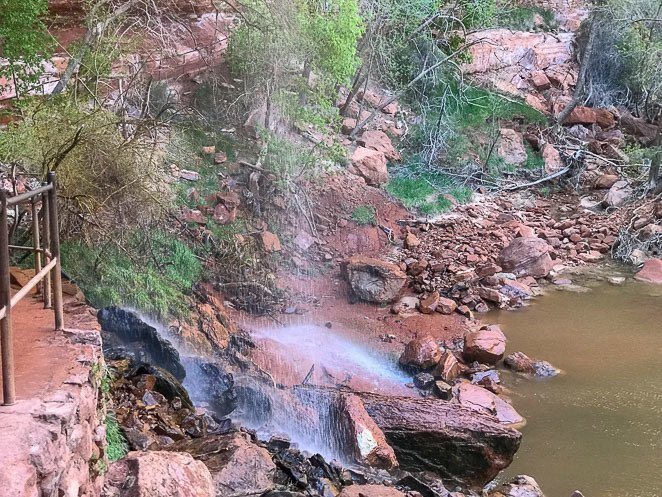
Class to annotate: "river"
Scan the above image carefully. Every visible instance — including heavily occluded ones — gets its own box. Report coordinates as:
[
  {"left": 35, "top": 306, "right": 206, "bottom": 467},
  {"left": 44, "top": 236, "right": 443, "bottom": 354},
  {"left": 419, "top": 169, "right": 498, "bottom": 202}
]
[{"left": 490, "top": 277, "right": 662, "bottom": 497}]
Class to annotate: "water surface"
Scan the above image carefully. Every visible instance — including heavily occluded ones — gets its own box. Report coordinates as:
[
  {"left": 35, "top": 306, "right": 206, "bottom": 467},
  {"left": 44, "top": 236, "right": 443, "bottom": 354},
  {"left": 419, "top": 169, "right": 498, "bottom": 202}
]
[{"left": 491, "top": 280, "right": 662, "bottom": 497}]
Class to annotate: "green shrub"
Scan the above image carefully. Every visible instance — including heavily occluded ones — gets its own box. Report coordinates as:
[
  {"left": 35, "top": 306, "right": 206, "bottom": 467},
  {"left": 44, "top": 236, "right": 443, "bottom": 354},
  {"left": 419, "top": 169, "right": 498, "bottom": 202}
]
[
  {"left": 61, "top": 231, "right": 201, "bottom": 319},
  {"left": 105, "top": 412, "right": 128, "bottom": 462},
  {"left": 351, "top": 205, "right": 377, "bottom": 225},
  {"left": 495, "top": 6, "right": 558, "bottom": 32}
]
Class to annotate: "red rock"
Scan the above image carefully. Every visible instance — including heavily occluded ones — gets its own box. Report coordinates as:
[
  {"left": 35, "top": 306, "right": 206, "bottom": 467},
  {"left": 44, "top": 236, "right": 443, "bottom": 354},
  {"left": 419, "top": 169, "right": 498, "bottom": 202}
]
[
  {"left": 564, "top": 106, "right": 597, "bottom": 126},
  {"left": 594, "top": 174, "right": 619, "bottom": 189},
  {"left": 336, "top": 394, "right": 398, "bottom": 469},
  {"left": 531, "top": 71, "right": 551, "bottom": 90},
  {"left": 578, "top": 250, "right": 604, "bottom": 263},
  {"left": 104, "top": 451, "right": 215, "bottom": 497},
  {"left": 358, "top": 130, "right": 401, "bottom": 161},
  {"left": 383, "top": 102, "right": 398, "bottom": 115},
  {"left": 399, "top": 335, "right": 442, "bottom": 369},
  {"left": 595, "top": 109, "right": 616, "bottom": 129},
  {"left": 463, "top": 325, "right": 507, "bottom": 364},
  {"left": 357, "top": 89, "right": 383, "bottom": 108},
  {"left": 339, "top": 485, "right": 406, "bottom": 497},
  {"left": 432, "top": 351, "right": 462, "bottom": 382},
  {"left": 455, "top": 383, "right": 525, "bottom": 426},
  {"left": 350, "top": 147, "right": 388, "bottom": 186},
  {"left": 436, "top": 297, "right": 458, "bottom": 315},
  {"left": 181, "top": 208, "right": 206, "bottom": 224},
  {"left": 165, "top": 433, "right": 276, "bottom": 497},
  {"left": 477, "top": 263, "right": 502, "bottom": 277},
  {"left": 542, "top": 143, "right": 562, "bottom": 173},
  {"left": 499, "top": 237, "right": 554, "bottom": 278},
  {"left": 404, "top": 232, "right": 420, "bottom": 248},
  {"left": 341, "top": 117, "right": 357, "bottom": 135},
  {"left": 260, "top": 231, "right": 282, "bottom": 252},
  {"left": 497, "top": 129, "right": 527, "bottom": 165},
  {"left": 343, "top": 255, "right": 407, "bottom": 303},
  {"left": 620, "top": 112, "right": 658, "bottom": 144},
  {"left": 525, "top": 94, "right": 549, "bottom": 114},
  {"left": 634, "top": 258, "right": 662, "bottom": 284},
  {"left": 478, "top": 287, "right": 507, "bottom": 305},
  {"left": 457, "top": 305, "right": 472, "bottom": 318},
  {"left": 418, "top": 291, "right": 440, "bottom": 314},
  {"left": 213, "top": 203, "right": 237, "bottom": 225}
]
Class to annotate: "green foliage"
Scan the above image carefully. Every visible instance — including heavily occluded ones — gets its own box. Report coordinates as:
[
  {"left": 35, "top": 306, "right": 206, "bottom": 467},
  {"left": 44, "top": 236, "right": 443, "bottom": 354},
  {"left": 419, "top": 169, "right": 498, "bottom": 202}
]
[
  {"left": 495, "top": 6, "right": 558, "bottom": 32},
  {"left": 386, "top": 161, "right": 473, "bottom": 215},
  {"left": 0, "top": 0, "right": 51, "bottom": 94},
  {"left": 461, "top": 0, "right": 497, "bottom": 28},
  {"left": 261, "top": 133, "right": 317, "bottom": 185},
  {"left": 351, "top": 205, "right": 377, "bottom": 225},
  {"left": 524, "top": 144, "right": 545, "bottom": 170},
  {"left": 105, "top": 412, "right": 129, "bottom": 462},
  {"left": 61, "top": 232, "right": 201, "bottom": 319}
]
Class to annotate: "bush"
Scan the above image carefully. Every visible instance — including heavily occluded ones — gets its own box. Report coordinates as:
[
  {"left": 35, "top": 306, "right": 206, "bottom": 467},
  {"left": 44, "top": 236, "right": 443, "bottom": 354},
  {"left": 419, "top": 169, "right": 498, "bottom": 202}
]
[
  {"left": 495, "top": 6, "right": 558, "bottom": 32},
  {"left": 105, "top": 412, "right": 128, "bottom": 462}
]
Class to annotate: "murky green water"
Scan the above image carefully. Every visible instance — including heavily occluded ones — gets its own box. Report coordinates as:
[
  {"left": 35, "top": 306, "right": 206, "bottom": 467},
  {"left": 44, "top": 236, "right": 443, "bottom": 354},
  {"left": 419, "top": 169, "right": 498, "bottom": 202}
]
[{"left": 490, "top": 279, "right": 662, "bottom": 497}]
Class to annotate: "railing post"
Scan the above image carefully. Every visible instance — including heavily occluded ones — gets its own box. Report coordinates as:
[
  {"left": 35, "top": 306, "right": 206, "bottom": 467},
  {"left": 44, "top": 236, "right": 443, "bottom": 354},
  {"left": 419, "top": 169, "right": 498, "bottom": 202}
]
[
  {"left": 41, "top": 185, "right": 51, "bottom": 309},
  {"left": 0, "top": 189, "right": 16, "bottom": 405},
  {"left": 47, "top": 172, "right": 64, "bottom": 331},
  {"left": 31, "top": 197, "right": 42, "bottom": 296}
]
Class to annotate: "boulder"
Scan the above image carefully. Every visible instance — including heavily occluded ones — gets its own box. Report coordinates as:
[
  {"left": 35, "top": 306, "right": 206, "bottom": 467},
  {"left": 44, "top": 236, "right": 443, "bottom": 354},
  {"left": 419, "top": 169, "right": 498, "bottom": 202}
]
[
  {"left": 489, "top": 475, "right": 546, "bottom": 497},
  {"left": 260, "top": 231, "right": 282, "bottom": 252},
  {"left": 593, "top": 174, "right": 619, "bottom": 189},
  {"left": 542, "top": 144, "right": 562, "bottom": 173},
  {"left": 418, "top": 291, "right": 439, "bottom": 314},
  {"left": 338, "top": 485, "right": 406, "bottom": 497},
  {"left": 399, "top": 335, "right": 442, "bottom": 370},
  {"left": 504, "top": 352, "right": 560, "bottom": 378},
  {"left": 634, "top": 258, "right": 662, "bottom": 284},
  {"left": 620, "top": 112, "right": 658, "bottom": 144},
  {"left": 350, "top": 147, "right": 389, "bottom": 186},
  {"left": 166, "top": 433, "right": 276, "bottom": 497},
  {"left": 602, "top": 180, "right": 632, "bottom": 208},
  {"left": 360, "top": 393, "right": 522, "bottom": 488},
  {"left": 530, "top": 71, "right": 551, "bottom": 91},
  {"left": 436, "top": 296, "right": 458, "bottom": 315},
  {"left": 103, "top": 451, "right": 215, "bottom": 497},
  {"left": 334, "top": 394, "right": 398, "bottom": 469},
  {"left": 499, "top": 237, "right": 554, "bottom": 278},
  {"left": 358, "top": 130, "right": 401, "bottom": 161},
  {"left": 455, "top": 383, "right": 525, "bottom": 426},
  {"left": 341, "top": 118, "right": 357, "bottom": 135},
  {"left": 343, "top": 255, "right": 406, "bottom": 303},
  {"left": 463, "top": 325, "right": 507, "bottom": 364},
  {"left": 497, "top": 129, "right": 527, "bottom": 166},
  {"left": 431, "top": 350, "right": 462, "bottom": 383}
]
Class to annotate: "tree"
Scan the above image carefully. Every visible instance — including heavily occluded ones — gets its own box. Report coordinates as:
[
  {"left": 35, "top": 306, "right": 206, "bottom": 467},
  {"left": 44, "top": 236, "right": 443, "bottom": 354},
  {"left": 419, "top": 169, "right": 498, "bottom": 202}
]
[{"left": 0, "top": 0, "right": 51, "bottom": 95}]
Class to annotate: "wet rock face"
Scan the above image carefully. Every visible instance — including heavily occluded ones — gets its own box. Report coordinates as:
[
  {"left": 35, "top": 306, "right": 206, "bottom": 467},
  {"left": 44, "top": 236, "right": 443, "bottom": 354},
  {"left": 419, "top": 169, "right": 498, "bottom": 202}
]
[
  {"left": 499, "top": 237, "right": 554, "bottom": 278},
  {"left": 102, "top": 451, "right": 215, "bottom": 497},
  {"left": 399, "top": 335, "right": 442, "bottom": 370},
  {"left": 463, "top": 325, "right": 507, "bottom": 364},
  {"left": 98, "top": 306, "right": 186, "bottom": 381},
  {"left": 360, "top": 393, "right": 522, "bottom": 488},
  {"left": 343, "top": 255, "right": 407, "bottom": 303},
  {"left": 166, "top": 433, "right": 277, "bottom": 497}
]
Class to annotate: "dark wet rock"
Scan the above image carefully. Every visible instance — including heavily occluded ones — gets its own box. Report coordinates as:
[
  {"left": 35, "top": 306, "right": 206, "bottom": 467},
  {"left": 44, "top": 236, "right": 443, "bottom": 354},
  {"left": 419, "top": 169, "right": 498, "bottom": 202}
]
[
  {"left": 343, "top": 255, "right": 407, "bottom": 303},
  {"left": 99, "top": 306, "right": 186, "bottom": 380},
  {"left": 504, "top": 352, "right": 560, "bottom": 378},
  {"left": 400, "top": 335, "right": 442, "bottom": 370},
  {"left": 414, "top": 372, "right": 436, "bottom": 389},
  {"left": 499, "top": 237, "right": 554, "bottom": 278},
  {"left": 359, "top": 393, "right": 522, "bottom": 488},
  {"left": 488, "top": 475, "right": 545, "bottom": 497},
  {"left": 463, "top": 325, "right": 507, "bottom": 365},
  {"left": 433, "top": 380, "right": 453, "bottom": 400},
  {"left": 166, "top": 432, "right": 277, "bottom": 497},
  {"left": 187, "top": 360, "right": 238, "bottom": 417},
  {"left": 102, "top": 451, "right": 215, "bottom": 497},
  {"left": 397, "top": 472, "right": 451, "bottom": 497}
]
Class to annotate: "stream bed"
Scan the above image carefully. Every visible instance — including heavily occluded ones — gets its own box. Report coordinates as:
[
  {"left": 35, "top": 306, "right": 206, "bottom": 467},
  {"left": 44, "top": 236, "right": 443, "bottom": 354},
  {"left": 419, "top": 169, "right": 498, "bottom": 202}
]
[{"left": 490, "top": 279, "right": 662, "bottom": 497}]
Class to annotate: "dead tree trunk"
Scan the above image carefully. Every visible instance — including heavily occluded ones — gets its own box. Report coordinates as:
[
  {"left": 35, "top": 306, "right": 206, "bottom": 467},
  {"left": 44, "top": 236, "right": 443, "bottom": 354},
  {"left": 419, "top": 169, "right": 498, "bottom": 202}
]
[{"left": 556, "top": 13, "right": 598, "bottom": 125}]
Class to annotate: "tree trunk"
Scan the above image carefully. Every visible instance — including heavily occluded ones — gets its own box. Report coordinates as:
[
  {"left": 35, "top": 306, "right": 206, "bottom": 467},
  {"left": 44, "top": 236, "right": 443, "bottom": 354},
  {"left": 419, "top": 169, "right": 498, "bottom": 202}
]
[
  {"left": 340, "top": 66, "right": 366, "bottom": 117},
  {"left": 556, "top": 13, "right": 598, "bottom": 125}
]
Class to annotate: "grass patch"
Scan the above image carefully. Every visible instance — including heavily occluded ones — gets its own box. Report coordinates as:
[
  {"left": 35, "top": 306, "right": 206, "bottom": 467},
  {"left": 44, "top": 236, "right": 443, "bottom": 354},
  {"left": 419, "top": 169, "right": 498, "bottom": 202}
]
[
  {"left": 105, "top": 412, "right": 129, "bottom": 462},
  {"left": 386, "top": 163, "right": 473, "bottom": 215},
  {"left": 351, "top": 205, "right": 377, "bottom": 225},
  {"left": 524, "top": 143, "right": 545, "bottom": 170},
  {"left": 61, "top": 231, "right": 201, "bottom": 320}
]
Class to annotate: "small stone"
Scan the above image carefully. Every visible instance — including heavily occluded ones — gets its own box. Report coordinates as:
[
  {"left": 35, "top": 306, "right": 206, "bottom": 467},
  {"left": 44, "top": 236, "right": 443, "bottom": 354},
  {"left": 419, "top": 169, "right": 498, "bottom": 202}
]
[
  {"left": 413, "top": 372, "right": 435, "bottom": 389},
  {"left": 436, "top": 297, "right": 458, "bottom": 315},
  {"left": 404, "top": 232, "right": 420, "bottom": 249},
  {"left": 418, "top": 291, "right": 439, "bottom": 314},
  {"left": 607, "top": 276, "right": 625, "bottom": 286},
  {"left": 433, "top": 380, "right": 453, "bottom": 400},
  {"left": 214, "top": 151, "right": 228, "bottom": 164},
  {"left": 201, "top": 146, "right": 216, "bottom": 154},
  {"left": 260, "top": 231, "right": 282, "bottom": 252},
  {"left": 399, "top": 335, "right": 442, "bottom": 370}
]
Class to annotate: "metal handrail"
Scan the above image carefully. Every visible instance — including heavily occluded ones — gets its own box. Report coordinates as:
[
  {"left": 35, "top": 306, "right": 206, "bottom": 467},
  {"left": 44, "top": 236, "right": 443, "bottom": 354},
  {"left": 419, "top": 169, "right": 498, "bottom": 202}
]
[{"left": 0, "top": 172, "right": 63, "bottom": 406}]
